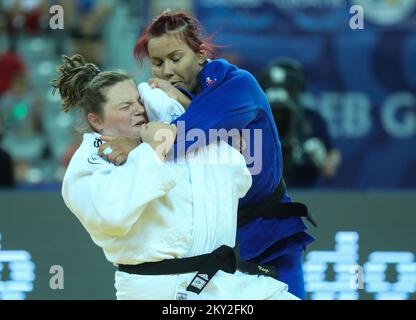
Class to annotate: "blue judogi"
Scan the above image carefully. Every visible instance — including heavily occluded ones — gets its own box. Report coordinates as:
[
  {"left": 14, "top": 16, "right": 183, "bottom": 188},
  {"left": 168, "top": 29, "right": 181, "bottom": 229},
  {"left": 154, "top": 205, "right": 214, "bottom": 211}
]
[{"left": 171, "top": 59, "right": 315, "bottom": 299}]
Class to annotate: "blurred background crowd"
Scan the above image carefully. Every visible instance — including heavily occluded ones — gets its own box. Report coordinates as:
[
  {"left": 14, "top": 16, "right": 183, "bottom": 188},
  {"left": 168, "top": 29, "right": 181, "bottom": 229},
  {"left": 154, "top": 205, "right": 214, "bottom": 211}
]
[{"left": 0, "top": 0, "right": 415, "bottom": 190}]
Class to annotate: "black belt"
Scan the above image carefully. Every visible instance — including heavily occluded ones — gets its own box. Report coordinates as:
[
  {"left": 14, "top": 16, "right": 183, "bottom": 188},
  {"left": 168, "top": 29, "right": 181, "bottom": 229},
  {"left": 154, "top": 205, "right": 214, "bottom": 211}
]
[
  {"left": 237, "top": 178, "right": 318, "bottom": 228},
  {"left": 118, "top": 245, "right": 277, "bottom": 294}
]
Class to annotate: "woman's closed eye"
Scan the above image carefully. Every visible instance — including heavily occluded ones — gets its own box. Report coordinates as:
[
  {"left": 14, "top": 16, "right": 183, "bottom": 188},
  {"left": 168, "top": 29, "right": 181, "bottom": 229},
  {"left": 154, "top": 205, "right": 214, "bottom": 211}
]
[{"left": 120, "top": 103, "right": 132, "bottom": 110}]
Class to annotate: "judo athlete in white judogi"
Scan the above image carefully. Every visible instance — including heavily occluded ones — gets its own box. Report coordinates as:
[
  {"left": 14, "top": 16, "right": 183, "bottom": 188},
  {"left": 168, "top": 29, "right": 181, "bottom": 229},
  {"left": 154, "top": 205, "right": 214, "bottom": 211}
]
[{"left": 55, "top": 55, "right": 298, "bottom": 300}]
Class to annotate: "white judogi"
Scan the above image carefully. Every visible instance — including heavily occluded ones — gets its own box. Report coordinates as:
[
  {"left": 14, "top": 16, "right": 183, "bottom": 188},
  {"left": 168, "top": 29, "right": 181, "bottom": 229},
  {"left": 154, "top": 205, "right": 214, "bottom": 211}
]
[{"left": 62, "top": 84, "right": 298, "bottom": 300}]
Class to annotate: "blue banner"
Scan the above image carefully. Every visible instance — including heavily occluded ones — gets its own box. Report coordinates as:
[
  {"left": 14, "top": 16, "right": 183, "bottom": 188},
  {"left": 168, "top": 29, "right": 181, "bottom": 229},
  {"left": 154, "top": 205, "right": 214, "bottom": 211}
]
[{"left": 196, "top": 0, "right": 416, "bottom": 188}]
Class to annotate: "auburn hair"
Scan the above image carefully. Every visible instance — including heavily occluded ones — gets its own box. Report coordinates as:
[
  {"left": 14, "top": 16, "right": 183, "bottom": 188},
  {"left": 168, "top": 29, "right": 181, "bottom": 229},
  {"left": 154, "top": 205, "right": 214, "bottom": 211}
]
[{"left": 134, "top": 11, "right": 220, "bottom": 62}]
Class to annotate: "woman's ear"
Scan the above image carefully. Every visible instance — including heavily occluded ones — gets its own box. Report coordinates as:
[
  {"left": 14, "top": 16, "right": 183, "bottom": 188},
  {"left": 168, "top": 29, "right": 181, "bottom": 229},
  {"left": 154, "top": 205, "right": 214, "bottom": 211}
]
[
  {"left": 87, "top": 113, "right": 103, "bottom": 132},
  {"left": 198, "top": 45, "right": 208, "bottom": 65}
]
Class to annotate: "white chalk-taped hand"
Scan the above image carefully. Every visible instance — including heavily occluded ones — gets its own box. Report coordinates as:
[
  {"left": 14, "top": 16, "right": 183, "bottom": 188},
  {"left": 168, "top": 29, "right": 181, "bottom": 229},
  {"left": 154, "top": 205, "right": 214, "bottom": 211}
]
[{"left": 138, "top": 82, "right": 185, "bottom": 123}]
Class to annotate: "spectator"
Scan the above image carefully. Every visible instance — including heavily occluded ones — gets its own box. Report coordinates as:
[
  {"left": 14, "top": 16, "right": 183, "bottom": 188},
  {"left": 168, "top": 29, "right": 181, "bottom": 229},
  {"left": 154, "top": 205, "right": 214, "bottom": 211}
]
[
  {"left": 0, "top": 56, "right": 46, "bottom": 183},
  {"left": 0, "top": 51, "right": 25, "bottom": 96},
  {"left": 2, "top": 0, "right": 49, "bottom": 51},
  {"left": 0, "top": 118, "right": 15, "bottom": 188},
  {"left": 0, "top": 148, "right": 14, "bottom": 187},
  {"left": 59, "top": 0, "right": 115, "bottom": 66}
]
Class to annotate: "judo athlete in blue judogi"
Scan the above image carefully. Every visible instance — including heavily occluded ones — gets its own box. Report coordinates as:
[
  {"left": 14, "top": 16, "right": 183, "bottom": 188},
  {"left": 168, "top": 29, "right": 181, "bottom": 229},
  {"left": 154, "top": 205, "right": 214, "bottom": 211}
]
[
  {"left": 169, "top": 57, "right": 315, "bottom": 299},
  {"left": 131, "top": 11, "right": 316, "bottom": 299}
]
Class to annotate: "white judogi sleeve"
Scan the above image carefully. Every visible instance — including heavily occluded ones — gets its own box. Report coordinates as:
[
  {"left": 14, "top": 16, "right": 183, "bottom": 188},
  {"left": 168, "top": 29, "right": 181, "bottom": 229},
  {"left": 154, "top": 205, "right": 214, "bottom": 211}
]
[
  {"left": 138, "top": 82, "right": 185, "bottom": 123},
  {"left": 62, "top": 140, "right": 176, "bottom": 238}
]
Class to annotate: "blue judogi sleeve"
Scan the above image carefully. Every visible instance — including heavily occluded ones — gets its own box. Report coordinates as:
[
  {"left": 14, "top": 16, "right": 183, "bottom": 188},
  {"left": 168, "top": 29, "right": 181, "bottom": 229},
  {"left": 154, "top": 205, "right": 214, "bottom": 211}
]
[{"left": 170, "top": 59, "right": 266, "bottom": 155}]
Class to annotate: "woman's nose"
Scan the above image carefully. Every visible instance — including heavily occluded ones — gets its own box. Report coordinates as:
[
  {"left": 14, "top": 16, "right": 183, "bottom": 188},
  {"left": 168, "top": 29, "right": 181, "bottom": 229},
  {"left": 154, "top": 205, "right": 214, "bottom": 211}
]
[
  {"left": 162, "top": 61, "right": 174, "bottom": 79},
  {"left": 133, "top": 101, "right": 145, "bottom": 114}
]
